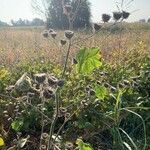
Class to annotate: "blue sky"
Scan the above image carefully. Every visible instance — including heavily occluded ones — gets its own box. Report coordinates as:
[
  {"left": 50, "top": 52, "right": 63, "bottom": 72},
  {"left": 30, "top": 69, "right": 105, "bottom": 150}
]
[{"left": 0, "top": 0, "right": 150, "bottom": 23}]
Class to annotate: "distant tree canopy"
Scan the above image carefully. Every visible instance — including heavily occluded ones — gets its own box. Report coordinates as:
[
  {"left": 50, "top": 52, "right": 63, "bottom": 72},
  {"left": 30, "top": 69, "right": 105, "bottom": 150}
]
[
  {"left": 147, "top": 18, "right": 150, "bottom": 23},
  {"left": 34, "top": 0, "right": 91, "bottom": 29},
  {"left": 11, "top": 18, "right": 45, "bottom": 26},
  {"left": 0, "top": 20, "right": 9, "bottom": 27}
]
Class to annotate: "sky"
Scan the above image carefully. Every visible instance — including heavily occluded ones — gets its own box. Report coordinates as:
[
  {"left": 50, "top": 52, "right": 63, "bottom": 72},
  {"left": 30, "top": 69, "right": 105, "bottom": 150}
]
[{"left": 0, "top": 0, "right": 150, "bottom": 23}]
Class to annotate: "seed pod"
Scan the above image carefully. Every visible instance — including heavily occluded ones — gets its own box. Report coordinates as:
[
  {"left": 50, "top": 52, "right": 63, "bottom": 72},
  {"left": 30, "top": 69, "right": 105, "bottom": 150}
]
[
  {"left": 41, "top": 133, "right": 49, "bottom": 140},
  {"left": 102, "top": 14, "right": 111, "bottom": 22},
  {"left": 123, "top": 80, "right": 130, "bottom": 86},
  {"left": 65, "top": 113, "right": 71, "bottom": 120},
  {"left": 34, "top": 73, "right": 46, "bottom": 84},
  {"left": 48, "top": 76, "right": 58, "bottom": 86},
  {"left": 50, "top": 31, "right": 57, "bottom": 39},
  {"left": 60, "top": 107, "right": 67, "bottom": 114},
  {"left": 57, "top": 79, "right": 65, "bottom": 87},
  {"left": 49, "top": 28, "right": 54, "bottom": 33},
  {"left": 60, "top": 39, "right": 67, "bottom": 45},
  {"left": 89, "top": 89, "right": 95, "bottom": 96},
  {"left": 94, "top": 23, "right": 102, "bottom": 31},
  {"left": 65, "top": 30, "right": 74, "bottom": 39},
  {"left": 72, "top": 58, "right": 78, "bottom": 65},
  {"left": 113, "top": 12, "right": 122, "bottom": 21},
  {"left": 40, "top": 145, "right": 47, "bottom": 150},
  {"left": 122, "top": 11, "right": 130, "bottom": 19},
  {"left": 42, "top": 31, "right": 49, "bottom": 38},
  {"left": 65, "top": 142, "right": 74, "bottom": 149},
  {"left": 43, "top": 88, "right": 54, "bottom": 99}
]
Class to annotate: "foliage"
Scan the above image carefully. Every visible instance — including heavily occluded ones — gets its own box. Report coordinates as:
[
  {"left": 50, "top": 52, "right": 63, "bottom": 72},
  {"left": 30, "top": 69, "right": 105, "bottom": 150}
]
[{"left": 46, "top": 0, "right": 91, "bottom": 29}]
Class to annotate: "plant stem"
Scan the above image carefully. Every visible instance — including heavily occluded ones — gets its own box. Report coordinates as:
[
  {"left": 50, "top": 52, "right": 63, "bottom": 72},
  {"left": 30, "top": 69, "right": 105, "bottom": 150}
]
[
  {"left": 47, "top": 89, "right": 59, "bottom": 150},
  {"left": 62, "top": 39, "right": 72, "bottom": 78}
]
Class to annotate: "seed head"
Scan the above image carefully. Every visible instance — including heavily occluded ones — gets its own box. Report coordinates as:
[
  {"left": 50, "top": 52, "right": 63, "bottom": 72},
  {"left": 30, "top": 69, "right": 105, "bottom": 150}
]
[
  {"left": 50, "top": 31, "right": 57, "bottom": 39},
  {"left": 113, "top": 12, "right": 122, "bottom": 21},
  {"left": 89, "top": 89, "right": 95, "bottom": 96},
  {"left": 48, "top": 76, "right": 58, "bottom": 86},
  {"left": 102, "top": 14, "right": 111, "bottom": 22},
  {"left": 94, "top": 23, "right": 102, "bottom": 31},
  {"left": 42, "top": 31, "right": 49, "bottom": 38},
  {"left": 60, "top": 39, "right": 67, "bottom": 45},
  {"left": 49, "top": 28, "right": 54, "bottom": 33},
  {"left": 72, "top": 58, "right": 78, "bottom": 65},
  {"left": 65, "top": 142, "right": 74, "bottom": 149},
  {"left": 34, "top": 73, "right": 46, "bottom": 84},
  {"left": 65, "top": 30, "right": 74, "bottom": 39},
  {"left": 122, "top": 11, "right": 130, "bottom": 19},
  {"left": 40, "top": 145, "right": 47, "bottom": 150},
  {"left": 43, "top": 88, "right": 54, "bottom": 99},
  {"left": 41, "top": 133, "right": 49, "bottom": 140},
  {"left": 60, "top": 107, "right": 67, "bottom": 114},
  {"left": 57, "top": 79, "right": 65, "bottom": 87}
]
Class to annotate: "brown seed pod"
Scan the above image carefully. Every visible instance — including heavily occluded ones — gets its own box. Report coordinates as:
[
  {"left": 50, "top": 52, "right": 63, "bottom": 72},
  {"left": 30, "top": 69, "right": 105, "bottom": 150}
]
[
  {"left": 48, "top": 76, "right": 58, "bottom": 86},
  {"left": 34, "top": 73, "right": 46, "bottom": 84},
  {"left": 102, "top": 14, "right": 111, "bottom": 22},
  {"left": 60, "top": 39, "right": 67, "bottom": 45},
  {"left": 43, "top": 88, "right": 55, "bottom": 99},
  {"left": 42, "top": 31, "right": 49, "bottom": 38},
  {"left": 49, "top": 28, "right": 54, "bottom": 33},
  {"left": 65, "top": 30, "right": 74, "bottom": 39},
  {"left": 65, "top": 142, "right": 74, "bottom": 149},
  {"left": 50, "top": 31, "right": 57, "bottom": 39},
  {"left": 60, "top": 107, "right": 67, "bottom": 114},
  {"left": 113, "top": 12, "right": 122, "bottom": 21},
  {"left": 122, "top": 11, "right": 130, "bottom": 19},
  {"left": 40, "top": 145, "right": 47, "bottom": 150},
  {"left": 72, "top": 58, "right": 78, "bottom": 65},
  {"left": 94, "top": 23, "right": 102, "bottom": 31},
  {"left": 41, "top": 133, "right": 49, "bottom": 140},
  {"left": 57, "top": 79, "right": 65, "bottom": 87}
]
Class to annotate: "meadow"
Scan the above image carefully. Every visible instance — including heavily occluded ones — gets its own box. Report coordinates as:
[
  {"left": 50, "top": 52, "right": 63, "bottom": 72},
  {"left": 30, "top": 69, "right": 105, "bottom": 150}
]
[{"left": 0, "top": 22, "right": 150, "bottom": 150}]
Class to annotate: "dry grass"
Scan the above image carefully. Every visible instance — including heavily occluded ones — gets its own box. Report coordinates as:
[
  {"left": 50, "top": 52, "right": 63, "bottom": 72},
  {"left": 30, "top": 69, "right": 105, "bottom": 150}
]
[{"left": 0, "top": 23, "right": 150, "bottom": 67}]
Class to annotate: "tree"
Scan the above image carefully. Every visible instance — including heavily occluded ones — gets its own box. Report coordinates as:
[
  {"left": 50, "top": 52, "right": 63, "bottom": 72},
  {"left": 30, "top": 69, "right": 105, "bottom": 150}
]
[
  {"left": 33, "top": 0, "right": 91, "bottom": 29},
  {"left": 147, "top": 18, "right": 150, "bottom": 23},
  {"left": 0, "top": 20, "right": 9, "bottom": 27}
]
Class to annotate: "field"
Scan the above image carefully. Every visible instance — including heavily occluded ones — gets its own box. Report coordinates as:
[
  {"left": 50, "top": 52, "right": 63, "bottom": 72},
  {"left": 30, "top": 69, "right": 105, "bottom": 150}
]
[{"left": 0, "top": 23, "right": 150, "bottom": 150}]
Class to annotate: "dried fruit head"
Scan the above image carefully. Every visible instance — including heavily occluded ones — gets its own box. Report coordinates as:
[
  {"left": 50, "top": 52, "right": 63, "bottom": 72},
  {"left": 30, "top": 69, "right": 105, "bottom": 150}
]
[
  {"left": 41, "top": 133, "right": 49, "bottom": 140},
  {"left": 102, "top": 14, "right": 111, "bottom": 22},
  {"left": 34, "top": 73, "right": 46, "bottom": 84},
  {"left": 122, "top": 11, "right": 130, "bottom": 19},
  {"left": 113, "top": 12, "right": 122, "bottom": 21},
  {"left": 43, "top": 88, "right": 54, "bottom": 99},
  {"left": 60, "top": 39, "right": 67, "bottom": 45},
  {"left": 65, "top": 142, "right": 74, "bottom": 149},
  {"left": 65, "top": 30, "right": 74, "bottom": 39},
  {"left": 50, "top": 31, "right": 57, "bottom": 39},
  {"left": 48, "top": 76, "right": 58, "bottom": 86},
  {"left": 40, "top": 145, "right": 47, "bottom": 150},
  {"left": 42, "top": 30, "right": 49, "bottom": 38},
  {"left": 94, "top": 23, "right": 102, "bottom": 31}
]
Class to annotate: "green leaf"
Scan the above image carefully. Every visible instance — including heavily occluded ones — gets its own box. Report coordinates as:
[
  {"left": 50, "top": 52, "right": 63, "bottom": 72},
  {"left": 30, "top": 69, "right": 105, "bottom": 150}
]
[
  {"left": 94, "top": 85, "right": 108, "bottom": 100},
  {"left": 76, "top": 139, "right": 93, "bottom": 150},
  {"left": 11, "top": 120, "right": 23, "bottom": 132},
  {"left": 76, "top": 47, "right": 102, "bottom": 74}
]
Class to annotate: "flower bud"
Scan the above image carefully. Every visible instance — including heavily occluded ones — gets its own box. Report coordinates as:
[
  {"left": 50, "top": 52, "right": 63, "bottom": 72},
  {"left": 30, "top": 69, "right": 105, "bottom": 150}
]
[
  {"left": 65, "top": 30, "right": 74, "bottom": 39},
  {"left": 102, "top": 14, "right": 111, "bottom": 22}
]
